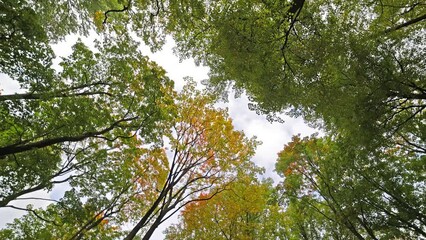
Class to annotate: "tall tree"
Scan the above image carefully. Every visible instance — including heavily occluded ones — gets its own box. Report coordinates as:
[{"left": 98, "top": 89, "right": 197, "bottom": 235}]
[
  {"left": 0, "top": 35, "right": 175, "bottom": 207},
  {"left": 0, "top": 83, "right": 258, "bottom": 239},
  {"left": 0, "top": 131, "right": 152, "bottom": 239},
  {"left": 124, "top": 82, "right": 258, "bottom": 239},
  {"left": 2, "top": 1, "right": 425, "bottom": 239},
  {"left": 275, "top": 135, "right": 426, "bottom": 239},
  {"left": 112, "top": 0, "right": 425, "bottom": 148},
  {"left": 164, "top": 171, "right": 286, "bottom": 240},
  {"left": 3, "top": 0, "right": 425, "bottom": 146}
]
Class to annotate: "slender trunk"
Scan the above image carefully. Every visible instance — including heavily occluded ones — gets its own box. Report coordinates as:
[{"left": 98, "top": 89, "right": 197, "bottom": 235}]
[
  {"left": 123, "top": 189, "right": 167, "bottom": 240},
  {"left": 288, "top": 0, "right": 305, "bottom": 15},
  {"left": 356, "top": 217, "right": 378, "bottom": 240},
  {"left": 69, "top": 217, "right": 104, "bottom": 240},
  {"left": 344, "top": 218, "right": 366, "bottom": 240},
  {"left": 141, "top": 212, "right": 164, "bottom": 240}
]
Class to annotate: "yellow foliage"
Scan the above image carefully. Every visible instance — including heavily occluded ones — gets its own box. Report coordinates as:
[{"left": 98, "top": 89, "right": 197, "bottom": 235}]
[{"left": 93, "top": 11, "right": 104, "bottom": 30}]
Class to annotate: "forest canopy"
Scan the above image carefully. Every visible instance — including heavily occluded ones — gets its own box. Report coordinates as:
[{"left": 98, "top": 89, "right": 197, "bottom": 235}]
[{"left": 0, "top": 0, "right": 425, "bottom": 239}]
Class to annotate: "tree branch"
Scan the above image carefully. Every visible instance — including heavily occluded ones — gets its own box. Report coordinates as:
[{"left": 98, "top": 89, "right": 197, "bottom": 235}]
[
  {"left": 103, "top": 2, "right": 131, "bottom": 24},
  {"left": 384, "top": 13, "right": 426, "bottom": 33},
  {"left": 0, "top": 116, "right": 138, "bottom": 157},
  {"left": 0, "top": 91, "right": 113, "bottom": 101}
]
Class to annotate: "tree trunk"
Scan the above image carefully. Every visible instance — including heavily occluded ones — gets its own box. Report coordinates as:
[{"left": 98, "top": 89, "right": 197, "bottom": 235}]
[{"left": 141, "top": 213, "right": 164, "bottom": 240}]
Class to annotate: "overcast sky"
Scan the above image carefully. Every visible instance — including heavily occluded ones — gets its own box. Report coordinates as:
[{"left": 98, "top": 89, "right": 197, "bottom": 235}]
[{"left": 0, "top": 35, "right": 316, "bottom": 238}]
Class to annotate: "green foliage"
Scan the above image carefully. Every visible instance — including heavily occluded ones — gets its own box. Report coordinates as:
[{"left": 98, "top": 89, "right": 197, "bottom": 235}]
[
  {"left": 156, "top": 0, "right": 425, "bottom": 147},
  {"left": 1, "top": 1, "right": 425, "bottom": 239},
  {"left": 0, "top": 84, "right": 259, "bottom": 239},
  {"left": 4, "top": 0, "right": 424, "bottom": 148},
  {"left": 0, "top": 189, "right": 126, "bottom": 239},
  {"left": 0, "top": 0, "right": 54, "bottom": 86},
  {"left": 0, "top": 0, "right": 126, "bottom": 87},
  {"left": 0, "top": 34, "right": 175, "bottom": 207},
  {"left": 276, "top": 135, "right": 426, "bottom": 239}
]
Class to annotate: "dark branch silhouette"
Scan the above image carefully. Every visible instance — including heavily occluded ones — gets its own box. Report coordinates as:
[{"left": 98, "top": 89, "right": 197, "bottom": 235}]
[
  {"left": 0, "top": 116, "right": 138, "bottom": 157},
  {"left": 102, "top": 2, "right": 131, "bottom": 25},
  {"left": 384, "top": 13, "right": 426, "bottom": 33}
]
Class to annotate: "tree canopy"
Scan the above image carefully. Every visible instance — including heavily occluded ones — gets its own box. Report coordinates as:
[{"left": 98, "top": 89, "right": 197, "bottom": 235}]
[
  {"left": 1, "top": 0, "right": 425, "bottom": 239},
  {"left": 164, "top": 171, "right": 284, "bottom": 240},
  {"left": 275, "top": 134, "right": 426, "bottom": 239},
  {"left": 0, "top": 36, "right": 175, "bottom": 208},
  {"left": 1, "top": 82, "right": 257, "bottom": 239}
]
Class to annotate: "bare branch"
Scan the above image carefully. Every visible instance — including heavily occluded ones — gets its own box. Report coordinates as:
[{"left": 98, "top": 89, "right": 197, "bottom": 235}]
[{"left": 5, "top": 205, "right": 61, "bottom": 226}]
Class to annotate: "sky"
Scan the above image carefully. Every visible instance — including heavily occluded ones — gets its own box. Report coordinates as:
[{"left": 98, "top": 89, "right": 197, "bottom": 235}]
[{"left": 0, "top": 35, "right": 316, "bottom": 239}]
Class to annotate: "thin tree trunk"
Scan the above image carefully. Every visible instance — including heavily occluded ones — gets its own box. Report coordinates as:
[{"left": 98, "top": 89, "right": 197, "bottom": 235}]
[
  {"left": 123, "top": 189, "right": 167, "bottom": 240},
  {"left": 141, "top": 212, "right": 164, "bottom": 240}
]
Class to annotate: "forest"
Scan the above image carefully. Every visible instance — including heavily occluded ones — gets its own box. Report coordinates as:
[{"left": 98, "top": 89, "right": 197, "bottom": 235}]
[{"left": 0, "top": 0, "right": 425, "bottom": 239}]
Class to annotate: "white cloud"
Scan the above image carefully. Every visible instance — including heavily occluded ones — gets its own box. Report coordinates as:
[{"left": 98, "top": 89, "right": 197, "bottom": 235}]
[
  {"left": 220, "top": 93, "right": 317, "bottom": 183},
  {"left": 0, "top": 74, "right": 24, "bottom": 94},
  {"left": 0, "top": 190, "right": 51, "bottom": 227}
]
